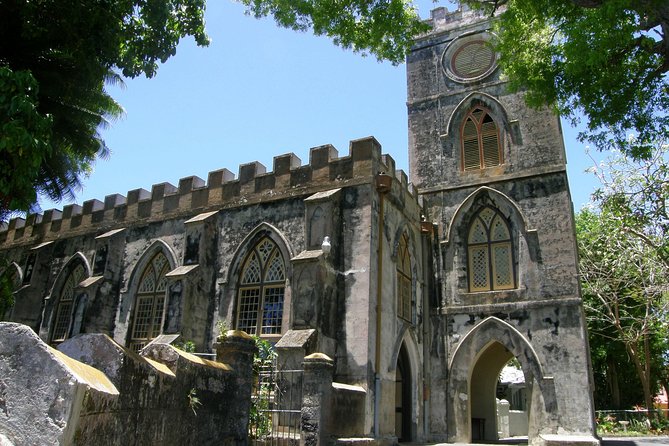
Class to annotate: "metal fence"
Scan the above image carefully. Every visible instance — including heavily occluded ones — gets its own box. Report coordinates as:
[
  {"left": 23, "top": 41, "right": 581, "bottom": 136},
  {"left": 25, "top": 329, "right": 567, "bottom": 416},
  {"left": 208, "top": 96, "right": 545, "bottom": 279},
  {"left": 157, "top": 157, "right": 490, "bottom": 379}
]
[
  {"left": 249, "top": 365, "right": 303, "bottom": 446},
  {"left": 596, "top": 409, "right": 669, "bottom": 422}
]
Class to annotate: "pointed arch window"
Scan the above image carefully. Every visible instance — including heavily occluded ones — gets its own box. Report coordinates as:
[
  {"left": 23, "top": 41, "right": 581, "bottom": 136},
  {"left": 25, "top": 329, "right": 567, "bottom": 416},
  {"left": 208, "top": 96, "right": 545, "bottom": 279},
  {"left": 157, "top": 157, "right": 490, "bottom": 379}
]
[
  {"left": 236, "top": 237, "right": 286, "bottom": 336},
  {"left": 129, "top": 252, "right": 170, "bottom": 351},
  {"left": 397, "top": 233, "right": 413, "bottom": 322},
  {"left": 461, "top": 107, "right": 502, "bottom": 171},
  {"left": 467, "top": 207, "right": 515, "bottom": 292},
  {"left": 51, "top": 264, "right": 85, "bottom": 344}
]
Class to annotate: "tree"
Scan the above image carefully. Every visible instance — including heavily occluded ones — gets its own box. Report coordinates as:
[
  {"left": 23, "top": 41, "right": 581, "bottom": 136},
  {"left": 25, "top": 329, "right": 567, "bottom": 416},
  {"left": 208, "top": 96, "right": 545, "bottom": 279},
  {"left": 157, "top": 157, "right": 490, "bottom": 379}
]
[
  {"left": 239, "top": 0, "right": 429, "bottom": 64},
  {"left": 0, "top": 264, "right": 15, "bottom": 322},
  {"left": 0, "top": 0, "right": 433, "bottom": 217},
  {"left": 577, "top": 145, "right": 669, "bottom": 411},
  {"left": 465, "top": 0, "right": 669, "bottom": 159},
  {"left": 0, "top": 0, "right": 210, "bottom": 218},
  {"left": 578, "top": 209, "right": 668, "bottom": 410}
]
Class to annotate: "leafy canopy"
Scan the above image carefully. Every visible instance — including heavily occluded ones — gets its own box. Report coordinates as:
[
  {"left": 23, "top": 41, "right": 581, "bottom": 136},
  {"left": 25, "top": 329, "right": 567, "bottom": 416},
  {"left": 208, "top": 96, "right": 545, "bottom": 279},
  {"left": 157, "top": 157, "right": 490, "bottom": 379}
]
[
  {"left": 0, "top": 0, "right": 209, "bottom": 217},
  {"left": 240, "top": 0, "right": 430, "bottom": 64},
  {"left": 467, "top": 0, "right": 669, "bottom": 159},
  {"left": 577, "top": 143, "right": 669, "bottom": 410}
]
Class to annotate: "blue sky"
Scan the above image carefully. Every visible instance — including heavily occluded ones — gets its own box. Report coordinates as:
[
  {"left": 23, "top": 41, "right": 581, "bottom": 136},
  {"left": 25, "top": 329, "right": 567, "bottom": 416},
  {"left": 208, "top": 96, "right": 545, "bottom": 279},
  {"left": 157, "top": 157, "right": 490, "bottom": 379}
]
[{"left": 37, "top": 0, "right": 601, "bottom": 214}]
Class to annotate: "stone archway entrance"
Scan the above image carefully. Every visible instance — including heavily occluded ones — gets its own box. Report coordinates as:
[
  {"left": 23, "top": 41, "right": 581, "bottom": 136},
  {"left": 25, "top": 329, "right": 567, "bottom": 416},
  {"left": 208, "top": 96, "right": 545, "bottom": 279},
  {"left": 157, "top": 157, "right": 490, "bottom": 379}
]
[
  {"left": 470, "top": 342, "right": 528, "bottom": 442},
  {"left": 447, "top": 317, "right": 556, "bottom": 444},
  {"left": 395, "top": 343, "right": 412, "bottom": 442}
]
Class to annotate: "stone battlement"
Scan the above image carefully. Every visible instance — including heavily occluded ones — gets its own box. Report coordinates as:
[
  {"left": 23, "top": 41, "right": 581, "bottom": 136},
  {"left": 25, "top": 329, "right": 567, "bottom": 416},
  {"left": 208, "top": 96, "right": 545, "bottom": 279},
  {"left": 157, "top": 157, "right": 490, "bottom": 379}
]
[
  {"left": 0, "top": 136, "right": 419, "bottom": 246},
  {"left": 425, "top": 5, "right": 498, "bottom": 34}
]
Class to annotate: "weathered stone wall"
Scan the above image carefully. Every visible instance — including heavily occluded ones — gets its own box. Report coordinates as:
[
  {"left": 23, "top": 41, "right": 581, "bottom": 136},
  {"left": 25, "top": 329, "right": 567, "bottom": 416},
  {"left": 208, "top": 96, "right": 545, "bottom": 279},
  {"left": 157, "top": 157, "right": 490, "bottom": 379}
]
[
  {"left": 408, "top": 6, "right": 597, "bottom": 445},
  {"left": 0, "top": 6, "right": 599, "bottom": 445},
  {"left": 0, "top": 323, "right": 118, "bottom": 445},
  {"left": 0, "top": 137, "right": 427, "bottom": 442},
  {"left": 0, "top": 323, "right": 256, "bottom": 446},
  {"left": 330, "top": 383, "right": 367, "bottom": 438}
]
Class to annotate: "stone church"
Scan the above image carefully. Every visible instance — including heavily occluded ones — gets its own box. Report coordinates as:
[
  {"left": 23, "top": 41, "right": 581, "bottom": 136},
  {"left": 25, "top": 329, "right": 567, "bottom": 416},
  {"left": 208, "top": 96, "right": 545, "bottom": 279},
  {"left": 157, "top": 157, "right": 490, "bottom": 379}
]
[{"left": 0, "top": 5, "right": 599, "bottom": 445}]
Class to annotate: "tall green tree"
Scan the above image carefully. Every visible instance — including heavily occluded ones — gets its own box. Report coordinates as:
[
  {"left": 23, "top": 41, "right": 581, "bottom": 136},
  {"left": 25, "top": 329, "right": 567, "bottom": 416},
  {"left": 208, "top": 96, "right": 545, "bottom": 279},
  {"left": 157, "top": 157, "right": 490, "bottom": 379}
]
[
  {"left": 578, "top": 209, "right": 668, "bottom": 410},
  {"left": 465, "top": 0, "right": 669, "bottom": 159},
  {"left": 0, "top": 0, "right": 210, "bottom": 218},
  {"left": 0, "top": 0, "right": 432, "bottom": 217},
  {"left": 577, "top": 145, "right": 669, "bottom": 411}
]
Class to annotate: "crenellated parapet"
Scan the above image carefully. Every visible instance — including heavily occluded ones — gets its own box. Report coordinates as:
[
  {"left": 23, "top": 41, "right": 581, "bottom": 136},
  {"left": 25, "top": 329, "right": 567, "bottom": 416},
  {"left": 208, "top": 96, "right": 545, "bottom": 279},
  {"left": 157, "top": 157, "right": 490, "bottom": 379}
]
[
  {"left": 425, "top": 5, "right": 495, "bottom": 34},
  {"left": 0, "top": 136, "right": 422, "bottom": 247}
]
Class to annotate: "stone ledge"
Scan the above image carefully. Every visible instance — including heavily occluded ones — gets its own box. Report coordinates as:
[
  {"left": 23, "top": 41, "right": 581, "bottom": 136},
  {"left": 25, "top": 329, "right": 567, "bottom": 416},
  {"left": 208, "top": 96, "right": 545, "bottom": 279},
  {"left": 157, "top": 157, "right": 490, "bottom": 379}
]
[{"left": 540, "top": 434, "right": 600, "bottom": 446}]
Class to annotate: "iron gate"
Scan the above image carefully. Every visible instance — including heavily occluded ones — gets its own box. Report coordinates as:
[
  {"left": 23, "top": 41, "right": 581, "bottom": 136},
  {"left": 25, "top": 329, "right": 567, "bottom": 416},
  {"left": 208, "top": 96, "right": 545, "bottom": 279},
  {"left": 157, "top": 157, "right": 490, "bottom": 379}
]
[{"left": 249, "top": 365, "right": 303, "bottom": 446}]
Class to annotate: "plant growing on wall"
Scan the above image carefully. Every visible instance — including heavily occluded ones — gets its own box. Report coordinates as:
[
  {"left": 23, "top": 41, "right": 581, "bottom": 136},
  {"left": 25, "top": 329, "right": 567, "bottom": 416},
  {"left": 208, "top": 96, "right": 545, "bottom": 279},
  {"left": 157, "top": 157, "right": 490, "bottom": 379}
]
[{"left": 187, "top": 388, "right": 202, "bottom": 415}]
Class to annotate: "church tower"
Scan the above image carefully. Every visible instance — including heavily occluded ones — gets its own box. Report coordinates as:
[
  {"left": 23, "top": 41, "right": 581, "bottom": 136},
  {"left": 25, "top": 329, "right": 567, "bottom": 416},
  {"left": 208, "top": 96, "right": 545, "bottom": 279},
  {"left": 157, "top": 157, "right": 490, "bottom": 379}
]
[{"left": 407, "top": 6, "right": 599, "bottom": 444}]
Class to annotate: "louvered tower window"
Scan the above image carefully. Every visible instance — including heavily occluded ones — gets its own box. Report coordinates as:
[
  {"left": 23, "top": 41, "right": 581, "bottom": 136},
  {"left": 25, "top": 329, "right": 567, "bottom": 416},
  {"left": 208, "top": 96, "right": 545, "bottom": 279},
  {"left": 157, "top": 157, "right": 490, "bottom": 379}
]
[
  {"left": 51, "top": 264, "right": 85, "bottom": 344},
  {"left": 461, "top": 107, "right": 502, "bottom": 171},
  {"left": 129, "top": 252, "right": 170, "bottom": 351},
  {"left": 236, "top": 237, "right": 286, "bottom": 336},
  {"left": 467, "top": 207, "right": 515, "bottom": 292},
  {"left": 397, "top": 233, "right": 412, "bottom": 322}
]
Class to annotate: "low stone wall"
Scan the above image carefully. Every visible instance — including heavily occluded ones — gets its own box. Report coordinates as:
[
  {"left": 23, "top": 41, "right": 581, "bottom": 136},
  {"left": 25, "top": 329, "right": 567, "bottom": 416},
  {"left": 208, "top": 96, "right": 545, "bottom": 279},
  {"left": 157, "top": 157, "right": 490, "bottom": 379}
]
[
  {"left": 509, "top": 410, "right": 529, "bottom": 437},
  {"left": 330, "top": 383, "right": 366, "bottom": 438},
  {"left": 0, "top": 323, "right": 118, "bottom": 445},
  {"left": 0, "top": 323, "right": 256, "bottom": 446},
  {"left": 300, "top": 353, "right": 368, "bottom": 445}
]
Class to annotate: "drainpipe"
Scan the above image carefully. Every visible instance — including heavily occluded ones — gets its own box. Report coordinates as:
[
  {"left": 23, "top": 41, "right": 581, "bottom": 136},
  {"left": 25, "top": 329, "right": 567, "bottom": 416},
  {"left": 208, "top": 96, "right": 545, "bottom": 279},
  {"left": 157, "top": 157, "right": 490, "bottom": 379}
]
[
  {"left": 374, "top": 172, "right": 392, "bottom": 438},
  {"left": 420, "top": 218, "right": 434, "bottom": 440}
]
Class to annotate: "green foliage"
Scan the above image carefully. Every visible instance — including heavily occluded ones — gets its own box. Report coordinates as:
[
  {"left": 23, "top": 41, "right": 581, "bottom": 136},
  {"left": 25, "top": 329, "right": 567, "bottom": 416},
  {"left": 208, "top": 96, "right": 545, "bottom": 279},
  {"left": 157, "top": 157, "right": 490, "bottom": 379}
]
[
  {"left": 467, "top": 0, "right": 669, "bottom": 158},
  {"left": 0, "top": 263, "right": 15, "bottom": 321},
  {"left": 0, "top": 0, "right": 209, "bottom": 216},
  {"left": 596, "top": 411, "right": 669, "bottom": 436},
  {"left": 253, "top": 336, "right": 277, "bottom": 373},
  {"left": 249, "top": 336, "right": 277, "bottom": 438},
  {"left": 249, "top": 382, "right": 273, "bottom": 438},
  {"left": 187, "top": 388, "right": 202, "bottom": 415},
  {"left": 577, "top": 143, "right": 669, "bottom": 411},
  {"left": 216, "top": 319, "right": 230, "bottom": 340},
  {"left": 240, "top": 0, "right": 430, "bottom": 64},
  {"left": 176, "top": 340, "right": 196, "bottom": 353},
  {"left": 0, "top": 68, "right": 52, "bottom": 214}
]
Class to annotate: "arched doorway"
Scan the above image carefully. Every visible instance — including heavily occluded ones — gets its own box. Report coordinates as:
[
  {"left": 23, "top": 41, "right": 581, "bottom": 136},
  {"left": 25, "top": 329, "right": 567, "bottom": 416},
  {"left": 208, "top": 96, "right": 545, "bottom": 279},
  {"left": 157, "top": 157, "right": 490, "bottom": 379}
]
[
  {"left": 448, "top": 317, "right": 552, "bottom": 444},
  {"left": 395, "top": 344, "right": 412, "bottom": 442},
  {"left": 470, "top": 342, "right": 529, "bottom": 442}
]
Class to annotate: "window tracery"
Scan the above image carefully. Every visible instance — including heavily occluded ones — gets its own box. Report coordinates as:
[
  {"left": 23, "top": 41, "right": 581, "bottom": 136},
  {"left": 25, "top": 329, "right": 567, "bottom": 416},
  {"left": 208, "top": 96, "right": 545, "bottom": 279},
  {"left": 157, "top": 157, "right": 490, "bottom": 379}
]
[
  {"left": 129, "top": 252, "right": 170, "bottom": 351},
  {"left": 461, "top": 107, "right": 502, "bottom": 171},
  {"left": 467, "top": 207, "right": 515, "bottom": 291},
  {"left": 397, "top": 233, "right": 413, "bottom": 322},
  {"left": 236, "top": 237, "right": 286, "bottom": 336},
  {"left": 51, "top": 264, "right": 85, "bottom": 344}
]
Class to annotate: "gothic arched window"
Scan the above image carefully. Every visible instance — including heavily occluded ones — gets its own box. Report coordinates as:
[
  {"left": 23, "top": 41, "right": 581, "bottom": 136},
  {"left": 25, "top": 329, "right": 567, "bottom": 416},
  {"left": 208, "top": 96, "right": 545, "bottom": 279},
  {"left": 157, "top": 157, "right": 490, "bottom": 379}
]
[
  {"left": 467, "top": 207, "right": 515, "bottom": 292},
  {"left": 50, "top": 264, "right": 85, "bottom": 344},
  {"left": 129, "top": 252, "right": 170, "bottom": 351},
  {"left": 461, "top": 107, "right": 502, "bottom": 171},
  {"left": 397, "top": 233, "right": 413, "bottom": 322},
  {"left": 236, "top": 237, "right": 286, "bottom": 336}
]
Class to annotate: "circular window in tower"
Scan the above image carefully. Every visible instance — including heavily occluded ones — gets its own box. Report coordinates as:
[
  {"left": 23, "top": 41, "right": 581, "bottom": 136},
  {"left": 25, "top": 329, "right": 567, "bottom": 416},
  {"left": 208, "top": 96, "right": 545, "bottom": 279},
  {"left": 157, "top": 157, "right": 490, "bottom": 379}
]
[{"left": 442, "top": 33, "right": 498, "bottom": 83}]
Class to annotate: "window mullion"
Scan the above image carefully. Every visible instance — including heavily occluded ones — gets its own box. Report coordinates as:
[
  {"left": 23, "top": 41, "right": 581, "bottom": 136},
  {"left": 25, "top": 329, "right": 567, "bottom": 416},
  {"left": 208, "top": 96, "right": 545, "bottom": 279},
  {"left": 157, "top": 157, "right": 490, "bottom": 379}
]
[
  {"left": 478, "top": 119, "right": 485, "bottom": 169},
  {"left": 257, "top": 285, "right": 265, "bottom": 335},
  {"left": 487, "top": 223, "right": 494, "bottom": 291}
]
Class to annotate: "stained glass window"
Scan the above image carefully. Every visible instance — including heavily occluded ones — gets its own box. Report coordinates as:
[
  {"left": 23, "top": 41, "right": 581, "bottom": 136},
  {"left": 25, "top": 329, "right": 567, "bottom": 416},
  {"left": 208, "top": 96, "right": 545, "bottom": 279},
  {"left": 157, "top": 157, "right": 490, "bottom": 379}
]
[
  {"left": 129, "top": 252, "right": 170, "bottom": 352},
  {"left": 237, "top": 237, "right": 286, "bottom": 336},
  {"left": 461, "top": 107, "right": 502, "bottom": 171},
  {"left": 51, "top": 264, "right": 86, "bottom": 344},
  {"left": 467, "top": 207, "right": 515, "bottom": 291}
]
